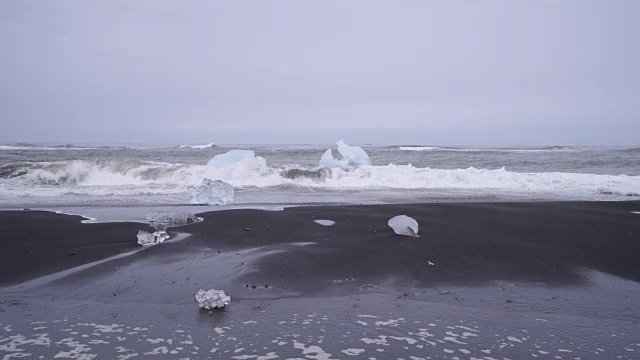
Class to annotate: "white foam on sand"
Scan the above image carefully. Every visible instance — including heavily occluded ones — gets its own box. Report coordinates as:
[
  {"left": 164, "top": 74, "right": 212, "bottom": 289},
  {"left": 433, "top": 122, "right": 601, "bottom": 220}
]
[
  {"left": 341, "top": 348, "right": 365, "bottom": 355},
  {"left": 2, "top": 288, "right": 637, "bottom": 359},
  {"left": 292, "top": 340, "right": 336, "bottom": 360},
  {"left": 54, "top": 210, "right": 97, "bottom": 223}
]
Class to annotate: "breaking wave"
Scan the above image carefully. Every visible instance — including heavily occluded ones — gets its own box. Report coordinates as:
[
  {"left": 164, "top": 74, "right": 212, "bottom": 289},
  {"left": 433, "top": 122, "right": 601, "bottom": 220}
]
[
  {"left": 619, "top": 147, "right": 640, "bottom": 153},
  {"left": 398, "top": 146, "right": 441, "bottom": 151},
  {"left": 1, "top": 159, "right": 639, "bottom": 198},
  {"left": 0, "top": 145, "right": 102, "bottom": 151},
  {"left": 399, "top": 146, "right": 578, "bottom": 153},
  {"left": 0, "top": 144, "right": 138, "bottom": 151},
  {"left": 179, "top": 142, "right": 217, "bottom": 149}
]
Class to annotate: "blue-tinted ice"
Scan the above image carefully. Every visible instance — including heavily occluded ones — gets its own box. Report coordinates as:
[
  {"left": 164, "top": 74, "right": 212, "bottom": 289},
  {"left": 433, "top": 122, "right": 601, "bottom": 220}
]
[
  {"left": 319, "top": 140, "right": 371, "bottom": 169},
  {"left": 190, "top": 178, "right": 234, "bottom": 205},
  {"left": 206, "top": 149, "right": 256, "bottom": 168}
]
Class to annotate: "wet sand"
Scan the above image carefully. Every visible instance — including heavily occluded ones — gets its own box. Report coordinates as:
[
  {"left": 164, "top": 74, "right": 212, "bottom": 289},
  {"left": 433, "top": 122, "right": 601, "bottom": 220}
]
[
  {"left": 0, "top": 210, "right": 150, "bottom": 286},
  {"left": 1, "top": 201, "right": 639, "bottom": 359}
]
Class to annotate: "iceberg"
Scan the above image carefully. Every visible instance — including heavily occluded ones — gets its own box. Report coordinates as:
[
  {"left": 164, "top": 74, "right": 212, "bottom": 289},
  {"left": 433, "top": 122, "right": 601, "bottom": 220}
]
[
  {"left": 146, "top": 211, "right": 200, "bottom": 226},
  {"left": 319, "top": 140, "right": 371, "bottom": 169},
  {"left": 137, "top": 230, "right": 170, "bottom": 246},
  {"left": 388, "top": 215, "right": 419, "bottom": 237},
  {"left": 190, "top": 178, "right": 234, "bottom": 205},
  {"left": 207, "top": 150, "right": 256, "bottom": 168},
  {"left": 195, "top": 289, "right": 231, "bottom": 309},
  {"left": 319, "top": 149, "right": 346, "bottom": 169},
  {"left": 337, "top": 140, "right": 371, "bottom": 166}
]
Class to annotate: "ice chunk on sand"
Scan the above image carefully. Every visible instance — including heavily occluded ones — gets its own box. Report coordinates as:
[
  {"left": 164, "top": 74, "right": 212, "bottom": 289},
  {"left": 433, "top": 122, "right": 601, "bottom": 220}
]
[
  {"left": 137, "top": 230, "right": 170, "bottom": 246},
  {"left": 388, "top": 215, "right": 419, "bottom": 237},
  {"left": 195, "top": 289, "right": 231, "bottom": 309},
  {"left": 319, "top": 140, "right": 371, "bottom": 169},
  {"left": 314, "top": 219, "right": 335, "bottom": 226},
  {"left": 207, "top": 149, "right": 255, "bottom": 168},
  {"left": 190, "top": 178, "right": 234, "bottom": 205},
  {"left": 146, "top": 211, "right": 200, "bottom": 226}
]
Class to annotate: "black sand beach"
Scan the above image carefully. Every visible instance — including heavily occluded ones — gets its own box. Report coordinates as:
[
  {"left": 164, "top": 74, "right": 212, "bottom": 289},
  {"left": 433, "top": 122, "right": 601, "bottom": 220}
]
[
  {"left": 3, "top": 201, "right": 640, "bottom": 289},
  {"left": 0, "top": 211, "right": 151, "bottom": 286},
  {"left": 1, "top": 201, "right": 639, "bottom": 359}
]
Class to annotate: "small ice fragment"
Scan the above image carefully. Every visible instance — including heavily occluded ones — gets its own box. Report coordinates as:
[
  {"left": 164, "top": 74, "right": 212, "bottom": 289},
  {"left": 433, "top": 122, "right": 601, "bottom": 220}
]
[
  {"left": 632, "top": 211, "right": 640, "bottom": 215},
  {"left": 206, "top": 149, "right": 255, "bottom": 168},
  {"left": 314, "top": 220, "right": 335, "bottom": 226},
  {"left": 146, "top": 211, "right": 200, "bottom": 226},
  {"left": 190, "top": 178, "right": 234, "bottom": 205},
  {"left": 195, "top": 289, "right": 231, "bottom": 309},
  {"left": 428, "top": 261, "right": 435, "bottom": 266},
  {"left": 388, "top": 215, "right": 419, "bottom": 237},
  {"left": 137, "top": 230, "right": 170, "bottom": 246}
]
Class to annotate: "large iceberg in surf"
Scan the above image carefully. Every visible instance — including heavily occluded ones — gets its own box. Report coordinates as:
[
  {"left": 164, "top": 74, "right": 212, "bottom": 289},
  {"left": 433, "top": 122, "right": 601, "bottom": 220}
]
[
  {"left": 337, "top": 140, "right": 371, "bottom": 166},
  {"left": 196, "top": 289, "right": 231, "bottom": 309},
  {"left": 207, "top": 150, "right": 256, "bottom": 168},
  {"left": 137, "top": 230, "right": 170, "bottom": 246},
  {"left": 388, "top": 215, "right": 419, "bottom": 237},
  {"left": 319, "top": 149, "right": 344, "bottom": 169},
  {"left": 190, "top": 178, "right": 234, "bottom": 205},
  {"left": 319, "top": 140, "right": 371, "bottom": 169}
]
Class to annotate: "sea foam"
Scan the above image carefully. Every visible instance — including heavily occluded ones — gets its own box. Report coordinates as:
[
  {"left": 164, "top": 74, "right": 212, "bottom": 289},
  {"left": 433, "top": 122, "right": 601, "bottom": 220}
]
[
  {"left": 179, "top": 142, "right": 217, "bottom": 149},
  {"left": 399, "top": 146, "right": 578, "bottom": 153},
  {"left": 1, "top": 159, "right": 639, "bottom": 200}
]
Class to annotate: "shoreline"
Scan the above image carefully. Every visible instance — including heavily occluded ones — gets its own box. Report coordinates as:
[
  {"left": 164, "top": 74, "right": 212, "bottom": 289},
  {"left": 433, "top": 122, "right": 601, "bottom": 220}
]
[
  {"left": 1, "top": 200, "right": 639, "bottom": 358},
  {"left": 2, "top": 200, "right": 639, "bottom": 289}
]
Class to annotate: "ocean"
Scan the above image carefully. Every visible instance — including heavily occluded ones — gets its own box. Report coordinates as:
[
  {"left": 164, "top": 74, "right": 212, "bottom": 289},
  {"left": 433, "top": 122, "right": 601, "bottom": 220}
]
[
  {"left": 1, "top": 142, "right": 639, "bottom": 219},
  {"left": 2, "top": 145, "right": 640, "bottom": 359}
]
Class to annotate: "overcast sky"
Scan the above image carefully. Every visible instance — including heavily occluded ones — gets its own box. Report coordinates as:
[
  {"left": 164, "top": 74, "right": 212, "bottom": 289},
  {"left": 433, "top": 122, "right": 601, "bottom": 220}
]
[{"left": 1, "top": 1, "right": 639, "bottom": 145}]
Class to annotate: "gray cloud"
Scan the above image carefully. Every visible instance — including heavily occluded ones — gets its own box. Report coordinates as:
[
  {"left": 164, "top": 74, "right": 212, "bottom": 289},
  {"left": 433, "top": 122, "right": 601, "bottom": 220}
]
[{"left": 1, "top": 0, "right": 639, "bottom": 145}]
